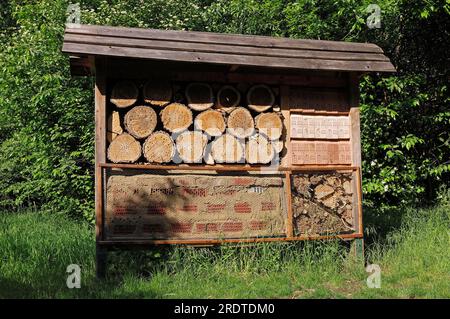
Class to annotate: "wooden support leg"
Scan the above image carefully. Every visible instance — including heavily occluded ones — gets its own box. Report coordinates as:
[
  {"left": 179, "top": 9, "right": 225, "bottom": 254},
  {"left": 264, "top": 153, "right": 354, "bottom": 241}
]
[
  {"left": 351, "top": 238, "right": 365, "bottom": 264},
  {"left": 96, "top": 244, "right": 108, "bottom": 279}
]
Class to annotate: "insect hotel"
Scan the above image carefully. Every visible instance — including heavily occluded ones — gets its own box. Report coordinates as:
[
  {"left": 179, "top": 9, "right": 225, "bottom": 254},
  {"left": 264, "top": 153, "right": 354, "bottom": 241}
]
[{"left": 62, "top": 24, "right": 395, "bottom": 277}]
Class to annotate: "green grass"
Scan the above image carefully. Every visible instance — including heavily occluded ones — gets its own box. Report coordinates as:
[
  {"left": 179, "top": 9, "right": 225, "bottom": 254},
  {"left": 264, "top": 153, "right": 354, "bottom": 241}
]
[{"left": 0, "top": 202, "right": 449, "bottom": 298}]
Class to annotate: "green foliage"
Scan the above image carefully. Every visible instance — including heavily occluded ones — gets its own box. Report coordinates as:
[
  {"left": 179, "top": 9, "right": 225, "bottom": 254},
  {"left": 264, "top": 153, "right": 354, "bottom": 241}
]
[
  {"left": 1, "top": 202, "right": 449, "bottom": 298},
  {"left": 0, "top": 0, "right": 448, "bottom": 220}
]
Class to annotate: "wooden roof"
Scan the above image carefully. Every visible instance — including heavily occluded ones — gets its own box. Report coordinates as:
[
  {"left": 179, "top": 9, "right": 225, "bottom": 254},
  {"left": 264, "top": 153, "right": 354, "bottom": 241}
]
[{"left": 62, "top": 24, "right": 395, "bottom": 75}]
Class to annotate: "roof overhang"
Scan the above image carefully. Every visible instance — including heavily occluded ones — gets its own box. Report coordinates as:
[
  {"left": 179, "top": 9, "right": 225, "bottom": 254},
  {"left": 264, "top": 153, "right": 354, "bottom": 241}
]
[{"left": 62, "top": 24, "right": 396, "bottom": 76}]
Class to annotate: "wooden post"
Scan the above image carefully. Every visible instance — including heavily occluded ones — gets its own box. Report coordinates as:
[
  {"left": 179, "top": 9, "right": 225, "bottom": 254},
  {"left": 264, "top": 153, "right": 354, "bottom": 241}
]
[
  {"left": 95, "top": 57, "right": 107, "bottom": 278},
  {"left": 351, "top": 238, "right": 365, "bottom": 262},
  {"left": 348, "top": 73, "right": 364, "bottom": 262}
]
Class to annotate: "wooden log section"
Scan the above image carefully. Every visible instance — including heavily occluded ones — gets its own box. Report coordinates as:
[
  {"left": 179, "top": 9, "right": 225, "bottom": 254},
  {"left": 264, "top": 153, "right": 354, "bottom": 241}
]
[
  {"left": 245, "top": 134, "right": 275, "bottom": 164},
  {"left": 175, "top": 131, "right": 208, "bottom": 163},
  {"left": 160, "top": 103, "right": 193, "bottom": 133},
  {"left": 194, "top": 109, "right": 226, "bottom": 137},
  {"left": 272, "top": 139, "right": 284, "bottom": 154},
  {"left": 107, "top": 133, "right": 141, "bottom": 163},
  {"left": 106, "top": 110, "right": 123, "bottom": 143},
  {"left": 227, "top": 107, "right": 255, "bottom": 138},
  {"left": 211, "top": 134, "right": 244, "bottom": 163},
  {"left": 216, "top": 85, "right": 241, "bottom": 109},
  {"left": 247, "top": 84, "right": 275, "bottom": 112},
  {"left": 143, "top": 80, "right": 172, "bottom": 107},
  {"left": 255, "top": 112, "right": 283, "bottom": 140},
  {"left": 185, "top": 83, "right": 214, "bottom": 111},
  {"left": 110, "top": 81, "right": 138, "bottom": 108},
  {"left": 124, "top": 105, "right": 157, "bottom": 139},
  {"left": 143, "top": 131, "right": 175, "bottom": 163}
]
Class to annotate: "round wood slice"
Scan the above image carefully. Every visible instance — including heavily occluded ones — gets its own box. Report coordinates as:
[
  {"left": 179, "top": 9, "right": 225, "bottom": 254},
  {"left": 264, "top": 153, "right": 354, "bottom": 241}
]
[
  {"left": 160, "top": 103, "right": 193, "bottom": 133},
  {"left": 227, "top": 107, "right": 255, "bottom": 138},
  {"left": 106, "top": 131, "right": 118, "bottom": 144},
  {"left": 194, "top": 110, "right": 226, "bottom": 137},
  {"left": 143, "top": 81, "right": 172, "bottom": 107},
  {"left": 272, "top": 139, "right": 284, "bottom": 153},
  {"left": 211, "top": 134, "right": 244, "bottom": 163},
  {"left": 124, "top": 105, "right": 157, "bottom": 139},
  {"left": 143, "top": 131, "right": 175, "bottom": 163},
  {"left": 255, "top": 112, "right": 283, "bottom": 140},
  {"left": 107, "top": 133, "right": 141, "bottom": 163},
  {"left": 110, "top": 81, "right": 138, "bottom": 108},
  {"left": 175, "top": 131, "right": 208, "bottom": 163},
  {"left": 246, "top": 84, "right": 275, "bottom": 112},
  {"left": 216, "top": 85, "right": 241, "bottom": 108},
  {"left": 245, "top": 134, "right": 275, "bottom": 164},
  {"left": 185, "top": 83, "right": 214, "bottom": 111}
]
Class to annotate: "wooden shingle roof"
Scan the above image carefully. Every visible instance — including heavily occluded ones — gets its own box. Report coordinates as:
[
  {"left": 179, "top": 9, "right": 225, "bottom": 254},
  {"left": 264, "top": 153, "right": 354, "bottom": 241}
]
[{"left": 62, "top": 24, "right": 395, "bottom": 75}]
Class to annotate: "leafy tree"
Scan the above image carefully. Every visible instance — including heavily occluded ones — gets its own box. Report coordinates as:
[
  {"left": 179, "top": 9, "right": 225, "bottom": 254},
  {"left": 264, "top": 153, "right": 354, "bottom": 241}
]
[{"left": 0, "top": 0, "right": 448, "bottom": 220}]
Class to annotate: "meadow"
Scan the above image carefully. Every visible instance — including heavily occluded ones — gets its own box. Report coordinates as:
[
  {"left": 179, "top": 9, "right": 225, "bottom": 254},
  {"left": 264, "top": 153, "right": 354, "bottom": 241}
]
[{"left": 1, "top": 196, "right": 449, "bottom": 299}]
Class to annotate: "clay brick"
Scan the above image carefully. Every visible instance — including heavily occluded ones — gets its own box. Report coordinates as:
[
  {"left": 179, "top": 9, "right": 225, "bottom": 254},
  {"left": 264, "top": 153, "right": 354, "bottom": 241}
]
[
  {"left": 180, "top": 204, "right": 198, "bottom": 213},
  {"left": 222, "top": 222, "right": 243, "bottom": 232},
  {"left": 113, "top": 224, "right": 136, "bottom": 235},
  {"left": 234, "top": 202, "right": 251, "bottom": 213},
  {"left": 249, "top": 220, "right": 268, "bottom": 231},
  {"left": 195, "top": 223, "right": 219, "bottom": 233},
  {"left": 207, "top": 203, "right": 226, "bottom": 213},
  {"left": 291, "top": 141, "right": 351, "bottom": 165},
  {"left": 290, "top": 114, "right": 350, "bottom": 139},
  {"left": 142, "top": 223, "right": 165, "bottom": 233},
  {"left": 182, "top": 187, "right": 207, "bottom": 197},
  {"left": 261, "top": 202, "right": 276, "bottom": 211},
  {"left": 171, "top": 222, "right": 192, "bottom": 233},
  {"left": 113, "top": 206, "right": 137, "bottom": 215},
  {"left": 147, "top": 204, "right": 166, "bottom": 215}
]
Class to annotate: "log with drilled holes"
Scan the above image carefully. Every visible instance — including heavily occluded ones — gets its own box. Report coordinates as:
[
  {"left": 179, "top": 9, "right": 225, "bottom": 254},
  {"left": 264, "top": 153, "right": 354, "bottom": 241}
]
[
  {"left": 185, "top": 83, "right": 214, "bottom": 111},
  {"left": 124, "top": 105, "right": 157, "bottom": 139},
  {"left": 175, "top": 131, "right": 208, "bottom": 163},
  {"left": 160, "top": 103, "right": 193, "bottom": 133},
  {"left": 143, "top": 80, "right": 172, "bottom": 107},
  {"left": 211, "top": 134, "right": 244, "bottom": 163},
  {"left": 216, "top": 85, "right": 241, "bottom": 109},
  {"left": 246, "top": 84, "right": 275, "bottom": 112},
  {"left": 245, "top": 134, "right": 275, "bottom": 164},
  {"left": 110, "top": 81, "right": 138, "bottom": 108},
  {"left": 107, "top": 133, "right": 142, "bottom": 163},
  {"left": 255, "top": 112, "right": 283, "bottom": 140},
  {"left": 194, "top": 109, "right": 226, "bottom": 137},
  {"left": 291, "top": 172, "right": 354, "bottom": 236},
  {"left": 227, "top": 107, "right": 255, "bottom": 138},
  {"left": 143, "top": 131, "right": 175, "bottom": 163}
]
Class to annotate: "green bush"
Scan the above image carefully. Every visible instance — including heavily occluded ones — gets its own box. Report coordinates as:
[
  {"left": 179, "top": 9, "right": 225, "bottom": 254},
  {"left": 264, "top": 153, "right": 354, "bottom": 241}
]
[{"left": 0, "top": 0, "right": 448, "bottom": 221}]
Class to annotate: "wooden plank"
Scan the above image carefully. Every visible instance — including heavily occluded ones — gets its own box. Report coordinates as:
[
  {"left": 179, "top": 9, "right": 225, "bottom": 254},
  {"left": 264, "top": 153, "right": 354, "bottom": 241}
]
[
  {"left": 99, "top": 162, "right": 358, "bottom": 172},
  {"left": 101, "top": 59, "right": 348, "bottom": 87},
  {"left": 97, "top": 232, "right": 363, "bottom": 246},
  {"left": 64, "top": 33, "right": 390, "bottom": 62},
  {"left": 62, "top": 42, "right": 397, "bottom": 73},
  {"left": 285, "top": 171, "right": 294, "bottom": 237},
  {"left": 280, "top": 85, "right": 291, "bottom": 167},
  {"left": 65, "top": 24, "right": 384, "bottom": 54},
  {"left": 348, "top": 73, "right": 363, "bottom": 235},
  {"left": 95, "top": 58, "right": 107, "bottom": 242}
]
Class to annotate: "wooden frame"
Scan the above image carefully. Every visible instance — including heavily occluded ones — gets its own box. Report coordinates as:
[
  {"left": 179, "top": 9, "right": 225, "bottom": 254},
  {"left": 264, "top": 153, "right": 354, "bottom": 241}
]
[
  {"left": 60, "top": 24, "right": 397, "bottom": 277},
  {"left": 98, "top": 163, "right": 364, "bottom": 245}
]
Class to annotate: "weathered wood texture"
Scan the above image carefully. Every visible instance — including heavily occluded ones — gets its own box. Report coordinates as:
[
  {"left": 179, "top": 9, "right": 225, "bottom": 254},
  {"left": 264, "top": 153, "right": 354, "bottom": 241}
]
[
  {"left": 63, "top": 24, "right": 396, "bottom": 75},
  {"left": 94, "top": 58, "right": 106, "bottom": 243}
]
